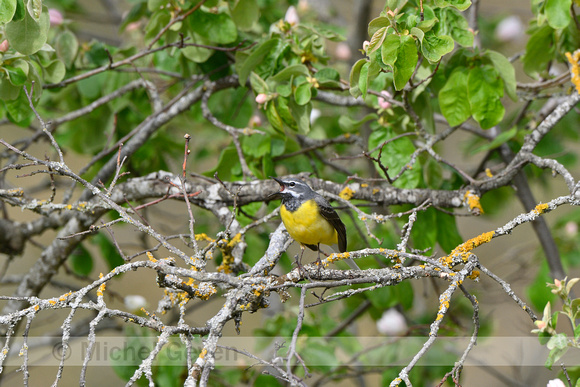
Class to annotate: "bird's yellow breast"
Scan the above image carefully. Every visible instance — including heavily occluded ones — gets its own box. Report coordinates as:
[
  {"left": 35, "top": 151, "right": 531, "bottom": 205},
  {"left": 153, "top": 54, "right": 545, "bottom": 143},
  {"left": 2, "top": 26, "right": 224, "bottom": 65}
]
[{"left": 280, "top": 199, "right": 337, "bottom": 246}]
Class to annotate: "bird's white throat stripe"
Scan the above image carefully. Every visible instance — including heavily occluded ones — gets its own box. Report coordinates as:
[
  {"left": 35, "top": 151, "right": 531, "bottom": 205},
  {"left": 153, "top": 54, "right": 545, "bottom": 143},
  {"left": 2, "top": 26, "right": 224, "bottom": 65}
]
[{"left": 284, "top": 188, "right": 302, "bottom": 198}]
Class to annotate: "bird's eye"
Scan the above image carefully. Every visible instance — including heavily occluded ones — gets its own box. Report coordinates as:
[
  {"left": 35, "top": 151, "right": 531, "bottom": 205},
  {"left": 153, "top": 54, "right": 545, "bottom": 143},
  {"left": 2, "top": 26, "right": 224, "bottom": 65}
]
[{"left": 288, "top": 182, "right": 295, "bottom": 187}]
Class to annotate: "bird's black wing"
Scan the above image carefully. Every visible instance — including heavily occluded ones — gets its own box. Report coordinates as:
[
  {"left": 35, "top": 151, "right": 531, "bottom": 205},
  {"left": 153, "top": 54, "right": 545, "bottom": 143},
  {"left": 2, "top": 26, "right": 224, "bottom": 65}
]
[{"left": 314, "top": 195, "right": 347, "bottom": 252}]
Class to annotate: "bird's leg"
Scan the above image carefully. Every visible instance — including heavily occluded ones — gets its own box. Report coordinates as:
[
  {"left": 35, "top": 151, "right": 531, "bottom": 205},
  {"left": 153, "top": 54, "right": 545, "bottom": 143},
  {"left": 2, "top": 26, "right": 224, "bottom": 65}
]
[
  {"left": 295, "top": 245, "right": 306, "bottom": 278},
  {"left": 316, "top": 243, "right": 322, "bottom": 276}
]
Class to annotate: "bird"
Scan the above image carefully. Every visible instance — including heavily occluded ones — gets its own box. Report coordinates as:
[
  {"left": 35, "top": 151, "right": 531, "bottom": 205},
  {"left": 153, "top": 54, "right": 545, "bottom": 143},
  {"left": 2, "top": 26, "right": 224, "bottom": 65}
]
[{"left": 268, "top": 177, "right": 359, "bottom": 272}]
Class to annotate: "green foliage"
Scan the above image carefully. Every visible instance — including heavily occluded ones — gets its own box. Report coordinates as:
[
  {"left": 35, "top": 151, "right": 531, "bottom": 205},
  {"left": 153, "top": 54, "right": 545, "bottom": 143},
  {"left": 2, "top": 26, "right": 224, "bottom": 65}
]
[
  {"left": 68, "top": 244, "right": 93, "bottom": 276},
  {"left": 4, "top": 0, "right": 579, "bottom": 385},
  {"left": 5, "top": 4, "right": 49, "bottom": 55},
  {"left": 0, "top": 0, "right": 17, "bottom": 23},
  {"left": 533, "top": 278, "right": 580, "bottom": 375},
  {"left": 368, "top": 126, "right": 421, "bottom": 188}
]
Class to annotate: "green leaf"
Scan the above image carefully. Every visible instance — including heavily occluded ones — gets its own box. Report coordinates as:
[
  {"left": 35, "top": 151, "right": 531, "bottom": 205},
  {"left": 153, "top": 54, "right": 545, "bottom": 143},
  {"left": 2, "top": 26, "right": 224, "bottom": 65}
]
[
  {"left": 266, "top": 101, "right": 284, "bottom": 133},
  {"left": 302, "top": 338, "right": 338, "bottom": 368},
  {"left": 43, "top": 59, "right": 65, "bottom": 84},
  {"left": 231, "top": 0, "right": 259, "bottom": 31},
  {"left": 189, "top": 9, "right": 237, "bottom": 44},
  {"left": 0, "top": 78, "right": 21, "bottom": 100},
  {"left": 467, "top": 65, "right": 505, "bottom": 129},
  {"left": 262, "top": 153, "right": 275, "bottom": 178},
  {"left": 276, "top": 83, "right": 292, "bottom": 98},
  {"left": 338, "top": 113, "right": 378, "bottom": 132},
  {"left": 485, "top": 50, "right": 517, "bottom": 101},
  {"left": 147, "top": 0, "right": 165, "bottom": 12},
  {"left": 419, "top": 30, "right": 454, "bottom": 63},
  {"left": 288, "top": 98, "right": 311, "bottom": 134},
  {"left": 358, "top": 61, "right": 380, "bottom": 99},
  {"left": 69, "top": 244, "right": 93, "bottom": 277},
  {"left": 3, "top": 91, "right": 34, "bottom": 126},
  {"left": 368, "top": 127, "right": 421, "bottom": 188},
  {"left": 0, "top": 0, "right": 17, "bottom": 23},
  {"left": 368, "top": 26, "right": 389, "bottom": 54},
  {"left": 5, "top": 4, "right": 49, "bottom": 55},
  {"left": 349, "top": 58, "right": 366, "bottom": 98},
  {"left": 545, "top": 347, "right": 567, "bottom": 370},
  {"left": 270, "top": 64, "right": 309, "bottom": 83},
  {"left": 181, "top": 33, "right": 213, "bottom": 63},
  {"left": 12, "top": 0, "right": 24, "bottom": 21},
  {"left": 472, "top": 127, "right": 517, "bottom": 153},
  {"left": 83, "top": 41, "right": 110, "bottom": 67},
  {"left": 204, "top": 146, "right": 238, "bottom": 180},
  {"left": 394, "top": 280, "right": 414, "bottom": 310},
  {"left": 2, "top": 63, "right": 27, "bottom": 86},
  {"left": 438, "top": 68, "right": 470, "bottom": 126},
  {"left": 366, "top": 286, "right": 396, "bottom": 309},
  {"left": 249, "top": 72, "right": 269, "bottom": 94},
  {"left": 381, "top": 34, "right": 400, "bottom": 67},
  {"left": 574, "top": 317, "right": 580, "bottom": 339},
  {"left": 275, "top": 96, "right": 297, "bottom": 131},
  {"left": 26, "top": 0, "right": 41, "bottom": 21},
  {"left": 411, "top": 207, "right": 437, "bottom": 251},
  {"left": 393, "top": 35, "right": 418, "bottom": 90},
  {"left": 545, "top": 333, "right": 569, "bottom": 369},
  {"left": 242, "top": 133, "right": 271, "bottom": 158},
  {"left": 415, "top": 6, "right": 438, "bottom": 32},
  {"left": 144, "top": 9, "right": 170, "bottom": 40},
  {"left": 387, "top": 0, "right": 408, "bottom": 11},
  {"left": 437, "top": 8, "right": 473, "bottom": 47},
  {"left": 77, "top": 71, "right": 107, "bottom": 100},
  {"left": 56, "top": 30, "right": 79, "bottom": 69},
  {"left": 294, "top": 82, "right": 312, "bottom": 105},
  {"left": 238, "top": 38, "right": 280, "bottom": 85},
  {"left": 92, "top": 234, "right": 124, "bottom": 271},
  {"left": 545, "top": 0, "right": 572, "bottom": 29},
  {"left": 434, "top": 0, "right": 472, "bottom": 11},
  {"left": 437, "top": 211, "right": 464, "bottom": 253},
  {"left": 368, "top": 16, "right": 390, "bottom": 37},
  {"left": 358, "top": 62, "right": 370, "bottom": 98},
  {"left": 314, "top": 67, "right": 340, "bottom": 86},
  {"left": 522, "top": 25, "right": 555, "bottom": 78}
]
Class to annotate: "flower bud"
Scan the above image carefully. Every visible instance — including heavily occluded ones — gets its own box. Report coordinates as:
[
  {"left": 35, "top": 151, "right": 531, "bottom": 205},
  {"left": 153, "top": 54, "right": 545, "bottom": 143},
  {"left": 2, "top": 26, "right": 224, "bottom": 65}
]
[
  {"left": 49, "top": 9, "right": 63, "bottom": 26},
  {"left": 378, "top": 90, "right": 393, "bottom": 110},
  {"left": 0, "top": 40, "right": 9, "bottom": 53},
  {"left": 284, "top": 6, "right": 299, "bottom": 26},
  {"left": 255, "top": 93, "right": 268, "bottom": 104}
]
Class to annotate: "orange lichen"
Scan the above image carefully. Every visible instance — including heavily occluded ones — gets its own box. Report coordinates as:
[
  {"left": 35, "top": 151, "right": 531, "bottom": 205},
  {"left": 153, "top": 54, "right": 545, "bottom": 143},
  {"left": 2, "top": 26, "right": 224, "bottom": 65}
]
[
  {"left": 485, "top": 168, "right": 493, "bottom": 178},
  {"left": 463, "top": 190, "right": 484, "bottom": 215},
  {"left": 147, "top": 252, "right": 157, "bottom": 263},
  {"left": 217, "top": 233, "right": 242, "bottom": 274},
  {"left": 97, "top": 273, "right": 106, "bottom": 297},
  {"left": 566, "top": 50, "right": 580, "bottom": 94},
  {"left": 533, "top": 203, "right": 549, "bottom": 215},
  {"left": 468, "top": 270, "right": 480, "bottom": 280},
  {"left": 195, "top": 233, "right": 215, "bottom": 243},
  {"left": 441, "top": 231, "right": 495, "bottom": 266},
  {"left": 339, "top": 187, "right": 354, "bottom": 200},
  {"left": 59, "top": 292, "right": 72, "bottom": 301}
]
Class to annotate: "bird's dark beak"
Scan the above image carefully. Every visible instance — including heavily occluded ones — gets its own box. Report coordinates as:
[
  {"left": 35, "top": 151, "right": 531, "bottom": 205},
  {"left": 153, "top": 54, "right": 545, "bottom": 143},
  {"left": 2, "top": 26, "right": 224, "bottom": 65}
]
[{"left": 267, "top": 177, "right": 284, "bottom": 201}]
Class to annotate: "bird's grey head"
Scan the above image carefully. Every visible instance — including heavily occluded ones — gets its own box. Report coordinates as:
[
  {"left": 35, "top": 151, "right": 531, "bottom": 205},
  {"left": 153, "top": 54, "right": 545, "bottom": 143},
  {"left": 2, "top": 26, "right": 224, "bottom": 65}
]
[{"left": 268, "top": 177, "right": 313, "bottom": 201}]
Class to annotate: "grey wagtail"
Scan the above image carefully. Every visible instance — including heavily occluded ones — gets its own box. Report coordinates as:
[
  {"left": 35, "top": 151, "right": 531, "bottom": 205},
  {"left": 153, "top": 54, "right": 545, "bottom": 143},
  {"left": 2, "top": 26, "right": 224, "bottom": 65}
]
[{"left": 268, "top": 177, "right": 359, "bottom": 271}]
